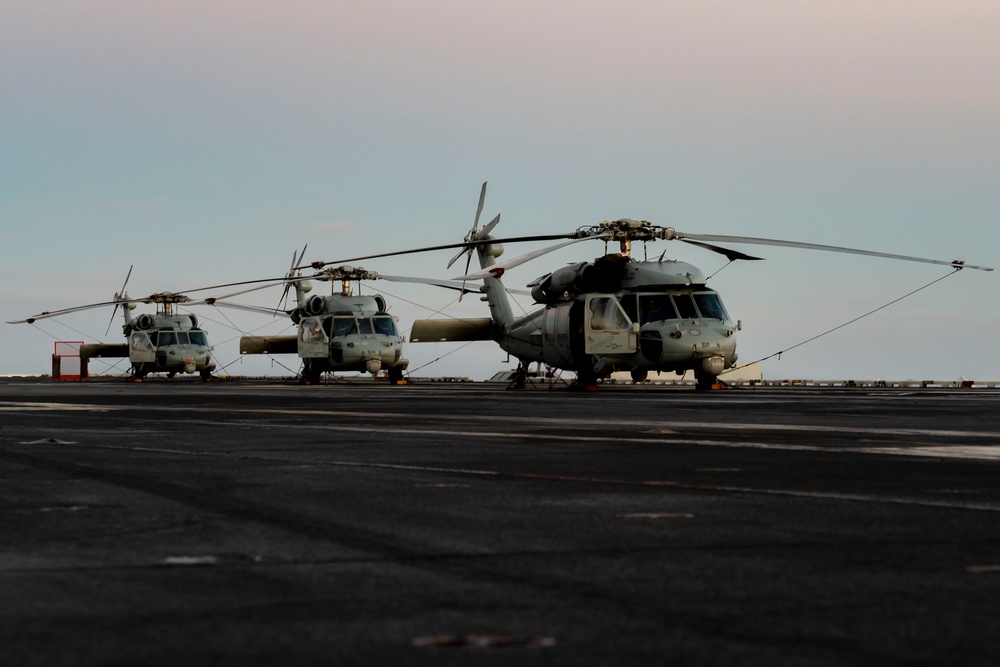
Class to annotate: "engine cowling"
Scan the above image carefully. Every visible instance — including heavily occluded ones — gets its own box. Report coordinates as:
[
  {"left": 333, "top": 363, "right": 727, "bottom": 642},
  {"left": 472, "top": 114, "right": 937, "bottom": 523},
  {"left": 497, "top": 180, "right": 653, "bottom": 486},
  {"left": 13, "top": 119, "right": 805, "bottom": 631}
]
[
  {"left": 306, "top": 294, "right": 326, "bottom": 316},
  {"left": 530, "top": 262, "right": 592, "bottom": 303}
]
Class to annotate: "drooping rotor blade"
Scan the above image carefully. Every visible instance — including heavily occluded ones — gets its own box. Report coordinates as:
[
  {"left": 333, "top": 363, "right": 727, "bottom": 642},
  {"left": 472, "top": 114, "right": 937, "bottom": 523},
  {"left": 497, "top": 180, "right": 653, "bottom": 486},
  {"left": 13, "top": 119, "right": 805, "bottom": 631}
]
[
  {"left": 304, "top": 233, "right": 576, "bottom": 272},
  {"left": 372, "top": 275, "right": 531, "bottom": 297},
  {"left": 378, "top": 275, "right": 478, "bottom": 294},
  {"left": 672, "top": 232, "right": 994, "bottom": 271},
  {"left": 198, "top": 301, "right": 290, "bottom": 317},
  {"left": 186, "top": 281, "right": 289, "bottom": 307},
  {"left": 677, "top": 239, "right": 764, "bottom": 262},
  {"left": 7, "top": 300, "right": 124, "bottom": 324},
  {"left": 454, "top": 235, "right": 610, "bottom": 281}
]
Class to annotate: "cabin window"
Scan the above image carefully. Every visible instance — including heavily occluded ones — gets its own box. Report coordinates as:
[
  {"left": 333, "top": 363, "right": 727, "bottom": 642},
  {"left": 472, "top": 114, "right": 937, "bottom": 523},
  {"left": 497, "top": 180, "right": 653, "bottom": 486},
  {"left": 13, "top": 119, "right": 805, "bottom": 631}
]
[
  {"left": 672, "top": 294, "right": 698, "bottom": 319},
  {"left": 693, "top": 292, "right": 730, "bottom": 321},
  {"left": 588, "top": 296, "right": 630, "bottom": 331},
  {"left": 131, "top": 332, "right": 154, "bottom": 352},
  {"left": 300, "top": 320, "right": 325, "bottom": 343},
  {"left": 188, "top": 330, "right": 208, "bottom": 346},
  {"left": 373, "top": 316, "right": 396, "bottom": 336},
  {"left": 332, "top": 317, "right": 357, "bottom": 337},
  {"left": 638, "top": 294, "right": 679, "bottom": 324}
]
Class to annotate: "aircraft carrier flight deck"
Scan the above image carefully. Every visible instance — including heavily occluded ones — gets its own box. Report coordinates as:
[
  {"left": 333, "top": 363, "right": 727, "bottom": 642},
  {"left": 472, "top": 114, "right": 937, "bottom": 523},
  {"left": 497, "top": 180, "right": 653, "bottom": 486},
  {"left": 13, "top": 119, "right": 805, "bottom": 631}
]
[{"left": 2, "top": 378, "right": 999, "bottom": 665}]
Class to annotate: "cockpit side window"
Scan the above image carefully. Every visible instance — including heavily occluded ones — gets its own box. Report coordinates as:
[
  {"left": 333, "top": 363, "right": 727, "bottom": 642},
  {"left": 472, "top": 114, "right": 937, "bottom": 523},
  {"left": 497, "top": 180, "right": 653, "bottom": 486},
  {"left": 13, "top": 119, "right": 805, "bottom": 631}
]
[
  {"left": 373, "top": 315, "right": 396, "bottom": 336},
  {"left": 693, "top": 292, "right": 730, "bottom": 321},
  {"left": 638, "top": 294, "right": 679, "bottom": 324},
  {"left": 672, "top": 294, "right": 698, "bottom": 320}
]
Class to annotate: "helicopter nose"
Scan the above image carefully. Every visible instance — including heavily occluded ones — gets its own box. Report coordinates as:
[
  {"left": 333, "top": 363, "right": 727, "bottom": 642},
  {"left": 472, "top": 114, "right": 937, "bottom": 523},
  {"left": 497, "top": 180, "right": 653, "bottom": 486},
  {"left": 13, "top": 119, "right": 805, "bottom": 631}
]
[{"left": 700, "top": 355, "right": 725, "bottom": 377}]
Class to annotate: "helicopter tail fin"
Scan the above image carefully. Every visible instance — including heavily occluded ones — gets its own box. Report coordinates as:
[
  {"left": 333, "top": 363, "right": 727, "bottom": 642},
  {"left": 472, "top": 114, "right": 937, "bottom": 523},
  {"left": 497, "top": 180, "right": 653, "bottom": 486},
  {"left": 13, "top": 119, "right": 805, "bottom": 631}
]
[{"left": 448, "top": 183, "right": 516, "bottom": 330}]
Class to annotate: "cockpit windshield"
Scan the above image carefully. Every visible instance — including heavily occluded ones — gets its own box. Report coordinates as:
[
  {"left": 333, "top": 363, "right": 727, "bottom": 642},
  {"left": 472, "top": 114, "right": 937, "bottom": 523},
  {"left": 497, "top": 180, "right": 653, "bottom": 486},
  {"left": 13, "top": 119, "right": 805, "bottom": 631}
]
[
  {"left": 630, "top": 290, "right": 731, "bottom": 324},
  {"left": 638, "top": 294, "right": 679, "bottom": 324},
  {"left": 332, "top": 317, "right": 358, "bottom": 337},
  {"left": 188, "top": 330, "right": 208, "bottom": 346},
  {"left": 373, "top": 315, "right": 396, "bottom": 336},
  {"left": 693, "top": 292, "right": 730, "bottom": 321}
]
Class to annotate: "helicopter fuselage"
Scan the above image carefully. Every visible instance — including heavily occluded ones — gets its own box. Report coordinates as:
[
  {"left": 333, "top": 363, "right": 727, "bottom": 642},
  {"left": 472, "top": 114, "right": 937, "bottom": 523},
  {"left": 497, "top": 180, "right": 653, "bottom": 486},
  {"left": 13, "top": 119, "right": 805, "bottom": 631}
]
[
  {"left": 481, "top": 250, "right": 739, "bottom": 386},
  {"left": 295, "top": 293, "right": 408, "bottom": 382},
  {"left": 500, "top": 286, "right": 738, "bottom": 381},
  {"left": 126, "top": 312, "right": 215, "bottom": 379}
]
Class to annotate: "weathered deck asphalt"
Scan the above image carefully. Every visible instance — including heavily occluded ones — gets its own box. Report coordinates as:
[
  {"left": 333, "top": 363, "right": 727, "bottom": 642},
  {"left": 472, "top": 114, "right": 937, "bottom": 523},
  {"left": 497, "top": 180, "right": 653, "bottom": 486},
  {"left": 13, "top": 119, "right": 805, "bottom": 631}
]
[{"left": 2, "top": 378, "right": 1000, "bottom": 666}]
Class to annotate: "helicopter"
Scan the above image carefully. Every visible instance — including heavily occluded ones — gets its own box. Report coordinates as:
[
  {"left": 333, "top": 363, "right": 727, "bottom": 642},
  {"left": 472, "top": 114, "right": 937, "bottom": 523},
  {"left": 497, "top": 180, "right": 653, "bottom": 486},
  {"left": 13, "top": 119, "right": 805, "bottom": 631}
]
[
  {"left": 237, "top": 263, "right": 408, "bottom": 384},
  {"left": 232, "top": 247, "right": 485, "bottom": 384},
  {"left": 7, "top": 267, "right": 218, "bottom": 380},
  {"left": 396, "top": 186, "right": 994, "bottom": 390}
]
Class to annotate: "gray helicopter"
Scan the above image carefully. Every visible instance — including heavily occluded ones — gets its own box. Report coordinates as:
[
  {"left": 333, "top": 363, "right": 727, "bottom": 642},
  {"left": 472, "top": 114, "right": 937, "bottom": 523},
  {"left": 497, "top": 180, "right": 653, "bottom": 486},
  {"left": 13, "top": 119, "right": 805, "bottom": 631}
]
[
  {"left": 8, "top": 267, "right": 217, "bottom": 380},
  {"left": 233, "top": 247, "right": 482, "bottom": 384},
  {"left": 238, "top": 264, "right": 408, "bottom": 384},
  {"left": 400, "top": 185, "right": 993, "bottom": 389}
]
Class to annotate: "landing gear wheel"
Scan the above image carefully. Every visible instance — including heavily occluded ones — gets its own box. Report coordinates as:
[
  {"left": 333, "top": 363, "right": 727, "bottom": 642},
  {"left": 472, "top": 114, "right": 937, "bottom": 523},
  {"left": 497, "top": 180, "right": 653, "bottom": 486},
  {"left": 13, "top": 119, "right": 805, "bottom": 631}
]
[
  {"left": 695, "top": 371, "right": 717, "bottom": 391},
  {"left": 387, "top": 366, "right": 405, "bottom": 384},
  {"left": 132, "top": 363, "right": 149, "bottom": 382},
  {"left": 630, "top": 368, "right": 648, "bottom": 383},
  {"left": 200, "top": 369, "right": 212, "bottom": 382},
  {"left": 167, "top": 371, "right": 177, "bottom": 379}
]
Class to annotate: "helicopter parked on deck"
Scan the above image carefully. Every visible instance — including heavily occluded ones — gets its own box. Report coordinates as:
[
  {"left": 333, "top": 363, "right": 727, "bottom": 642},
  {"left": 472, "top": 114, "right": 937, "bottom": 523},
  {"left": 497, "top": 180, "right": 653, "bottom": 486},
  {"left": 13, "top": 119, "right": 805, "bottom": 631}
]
[
  {"left": 383, "top": 185, "right": 993, "bottom": 389},
  {"left": 7, "top": 268, "right": 218, "bottom": 380}
]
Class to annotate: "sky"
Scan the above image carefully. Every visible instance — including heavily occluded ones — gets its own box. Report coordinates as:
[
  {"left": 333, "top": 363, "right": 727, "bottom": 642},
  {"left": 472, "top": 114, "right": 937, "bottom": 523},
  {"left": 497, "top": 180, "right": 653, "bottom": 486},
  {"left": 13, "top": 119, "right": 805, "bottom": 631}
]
[{"left": 2, "top": 0, "right": 998, "bottom": 381}]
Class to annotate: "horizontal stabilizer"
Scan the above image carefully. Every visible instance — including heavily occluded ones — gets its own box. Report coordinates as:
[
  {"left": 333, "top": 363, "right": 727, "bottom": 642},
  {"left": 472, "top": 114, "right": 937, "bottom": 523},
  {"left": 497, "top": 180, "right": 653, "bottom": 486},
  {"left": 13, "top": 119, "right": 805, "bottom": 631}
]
[
  {"left": 79, "top": 344, "right": 129, "bottom": 359},
  {"left": 240, "top": 335, "right": 298, "bottom": 355},
  {"left": 409, "top": 318, "right": 493, "bottom": 343}
]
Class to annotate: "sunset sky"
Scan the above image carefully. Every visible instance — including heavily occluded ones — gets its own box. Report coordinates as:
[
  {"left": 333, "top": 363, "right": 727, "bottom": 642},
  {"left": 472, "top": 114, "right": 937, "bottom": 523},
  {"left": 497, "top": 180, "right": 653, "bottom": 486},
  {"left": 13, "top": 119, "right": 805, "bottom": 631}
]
[{"left": 2, "top": 1, "right": 997, "bottom": 380}]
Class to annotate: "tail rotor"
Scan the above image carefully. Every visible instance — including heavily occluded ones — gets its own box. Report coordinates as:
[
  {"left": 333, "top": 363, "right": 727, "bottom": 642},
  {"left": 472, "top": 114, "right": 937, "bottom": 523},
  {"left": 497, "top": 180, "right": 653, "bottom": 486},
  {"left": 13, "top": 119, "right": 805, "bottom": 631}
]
[{"left": 447, "top": 182, "right": 501, "bottom": 300}]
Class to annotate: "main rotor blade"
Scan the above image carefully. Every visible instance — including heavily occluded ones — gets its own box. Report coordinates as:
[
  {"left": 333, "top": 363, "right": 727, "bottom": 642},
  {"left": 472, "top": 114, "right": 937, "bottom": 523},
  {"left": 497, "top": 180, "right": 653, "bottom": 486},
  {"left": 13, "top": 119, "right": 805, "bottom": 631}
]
[
  {"left": 304, "top": 233, "right": 577, "bottom": 271},
  {"left": 186, "top": 282, "right": 287, "bottom": 307},
  {"left": 199, "top": 301, "right": 289, "bottom": 317},
  {"left": 454, "top": 235, "right": 609, "bottom": 281},
  {"left": 104, "top": 304, "right": 120, "bottom": 337},
  {"left": 371, "top": 275, "right": 531, "bottom": 297},
  {"left": 7, "top": 300, "right": 131, "bottom": 324},
  {"left": 673, "top": 232, "right": 994, "bottom": 271},
  {"left": 377, "top": 275, "right": 478, "bottom": 295},
  {"left": 677, "top": 239, "right": 764, "bottom": 262}
]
